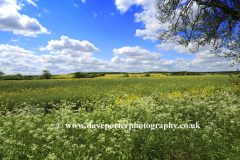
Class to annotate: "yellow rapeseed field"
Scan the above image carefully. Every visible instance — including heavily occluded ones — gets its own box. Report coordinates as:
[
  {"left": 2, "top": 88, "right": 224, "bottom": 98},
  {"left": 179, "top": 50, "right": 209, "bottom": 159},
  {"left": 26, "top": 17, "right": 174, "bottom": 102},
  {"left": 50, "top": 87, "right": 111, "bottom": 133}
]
[{"left": 0, "top": 74, "right": 239, "bottom": 114}]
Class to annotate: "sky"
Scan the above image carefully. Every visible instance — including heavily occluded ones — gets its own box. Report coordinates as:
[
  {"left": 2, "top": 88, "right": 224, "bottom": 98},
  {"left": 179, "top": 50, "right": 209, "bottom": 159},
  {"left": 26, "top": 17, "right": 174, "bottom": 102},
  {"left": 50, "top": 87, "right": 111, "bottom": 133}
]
[{"left": 0, "top": 0, "right": 239, "bottom": 75}]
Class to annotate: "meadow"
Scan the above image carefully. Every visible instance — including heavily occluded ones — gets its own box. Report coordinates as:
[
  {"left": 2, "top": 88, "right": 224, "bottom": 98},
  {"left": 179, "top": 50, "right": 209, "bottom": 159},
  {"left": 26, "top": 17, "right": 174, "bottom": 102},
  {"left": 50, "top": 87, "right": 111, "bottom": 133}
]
[{"left": 0, "top": 74, "right": 240, "bottom": 159}]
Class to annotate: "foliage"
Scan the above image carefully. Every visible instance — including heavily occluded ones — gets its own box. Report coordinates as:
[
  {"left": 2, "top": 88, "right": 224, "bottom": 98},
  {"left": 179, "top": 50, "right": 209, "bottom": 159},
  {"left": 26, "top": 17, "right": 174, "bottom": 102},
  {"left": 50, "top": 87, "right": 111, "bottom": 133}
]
[
  {"left": 36, "top": 76, "right": 45, "bottom": 80},
  {"left": 155, "top": 0, "right": 240, "bottom": 68},
  {"left": 22, "top": 75, "right": 30, "bottom": 80},
  {"left": 144, "top": 73, "right": 150, "bottom": 77},
  {"left": 211, "top": 25, "right": 240, "bottom": 69},
  {"left": 169, "top": 72, "right": 202, "bottom": 76},
  {"left": 53, "top": 72, "right": 105, "bottom": 79},
  {"left": 1, "top": 74, "right": 30, "bottom": 80},
  {"left": 73, "top": 72, "right": 86, "bottom": 78},
  {"left": 123, "top": 73, "right": 129, "bottom": 77},
  {"left": 0, "top": 70, "right": 4, "bottom": 80},
  {"left": 42, "top": 70, "right": 52, "bottom": 79},
  {"left": 86, "top": 74, "right": 94, "bottom": 78}
]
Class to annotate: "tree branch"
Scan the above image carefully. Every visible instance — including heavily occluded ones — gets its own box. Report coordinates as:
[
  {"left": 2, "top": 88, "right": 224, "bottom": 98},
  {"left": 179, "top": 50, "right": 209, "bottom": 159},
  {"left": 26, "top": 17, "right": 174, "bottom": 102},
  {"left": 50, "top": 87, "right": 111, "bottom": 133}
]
[{"left": 195, "top": 0, "right": 240, "bottom": 21}]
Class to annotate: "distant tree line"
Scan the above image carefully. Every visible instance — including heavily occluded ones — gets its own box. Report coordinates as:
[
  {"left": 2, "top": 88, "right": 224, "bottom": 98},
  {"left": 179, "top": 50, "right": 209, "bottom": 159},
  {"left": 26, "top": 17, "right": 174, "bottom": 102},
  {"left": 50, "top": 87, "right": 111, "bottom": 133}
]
[
  {"left": 1, "top": 70, "right": 239, "bottom": 80},
  {"left": 70, "top": 72, "right": 127, "bottom": 75},
  {"left": 121, "top": 72, "right": 150, "bottom": 77},
  {"left": 0, "top": 70, "right": 106, "bottom": 80},
  {"left": 73, "top": 72, "right": 105, "bottom": 78},
  {"left": 0, "top": 73, "right": 31, "bottom": 80},
  {"left": 145, "top": 71, "right": 240, "bottom": 76},
  {"left": 163, "top": 71, "right": 240, "bottom": 76},
  {"left": 0, "top": 70, "right": 52, "bottom": 80}
]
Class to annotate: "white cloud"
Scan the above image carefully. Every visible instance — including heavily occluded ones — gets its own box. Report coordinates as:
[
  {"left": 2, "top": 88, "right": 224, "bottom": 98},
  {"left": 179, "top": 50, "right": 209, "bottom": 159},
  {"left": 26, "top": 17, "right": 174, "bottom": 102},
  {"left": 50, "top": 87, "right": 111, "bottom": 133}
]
[
  {"left": 93, "top": 12, "right": 97, "bottom": 17},
  {"left": 0, "top": 0, "right": 50, "bottom": 37},
  {"left": 111, "top": 13, "right": 114, "bottom": 15},
  {"left": 81, "top": 0, "right": 85, "bottom": 3},
  {"left": 0, "top": 44, "right": 38, "bottom": 65},
  {"left": 115, "top": 0, "right": 155, "bottom": 14},
  {"left": 114, "top": 0, "right": 205, "bottom": 41},
  {"left": 110, "top": 46, "right": 165, "bottom": 71},
  {"left": 74, "top": 4, "right": 78, "bottom": 8},
  {"left": 114, "top": 0, "right": 168, "bottom": 40},
  {"left": 113, "top": 46, "right": 162, "bottom": 61},
  {"left": 155, "top": 39, "right": 233, "bottom": 71},
  {"left": 110, "top": 45, "right": 239, "bottom": 72},
  {"left": 43, "top": 9, "right": 49, "bottom": 12},
  {"left": 26, "top": 0, "right": 38, "bottom": 8},
  {"left": 37, "top": 13, "right": 41, "bottom": 17},
  {"left": 0, "top": 44, "right": 34, "bottom": 57},
  {"left": 40, "top": 36, "right": 99, "bottom": 57},
  {"left": 155, "top": 35, "right": 227, "bottom": 56},
  {"left": 0, "top": 43, "right": 238, "bottom": 75},
  {"left": 114, "top": 0, "right": 224, "bottom": 73}
]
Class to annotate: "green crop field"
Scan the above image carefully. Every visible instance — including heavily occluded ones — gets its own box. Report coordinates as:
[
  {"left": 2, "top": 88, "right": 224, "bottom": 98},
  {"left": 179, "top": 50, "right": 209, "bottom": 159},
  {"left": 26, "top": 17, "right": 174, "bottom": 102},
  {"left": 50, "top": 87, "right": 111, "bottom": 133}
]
[{"left": 1, "top": 75, "right": 240, "bottom": 159}]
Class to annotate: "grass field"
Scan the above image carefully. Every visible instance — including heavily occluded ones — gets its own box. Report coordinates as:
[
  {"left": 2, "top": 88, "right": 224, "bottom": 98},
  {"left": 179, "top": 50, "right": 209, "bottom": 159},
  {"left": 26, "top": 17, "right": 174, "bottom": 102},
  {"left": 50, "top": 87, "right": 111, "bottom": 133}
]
[{"left": 1, "top": 74, "right": 240, "bottom": 159}]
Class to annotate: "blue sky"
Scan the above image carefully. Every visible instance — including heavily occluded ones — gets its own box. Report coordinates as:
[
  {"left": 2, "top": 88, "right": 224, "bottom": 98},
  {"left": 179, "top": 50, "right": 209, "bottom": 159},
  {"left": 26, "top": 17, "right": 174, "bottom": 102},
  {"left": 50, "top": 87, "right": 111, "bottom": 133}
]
[{"left": 0, "top": 0, "right": 239, "bottom": 75}]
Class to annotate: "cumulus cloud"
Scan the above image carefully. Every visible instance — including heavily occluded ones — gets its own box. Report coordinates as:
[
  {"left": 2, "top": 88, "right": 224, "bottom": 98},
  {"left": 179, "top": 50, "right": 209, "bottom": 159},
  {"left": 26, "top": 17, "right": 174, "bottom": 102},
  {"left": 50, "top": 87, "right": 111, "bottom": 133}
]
[
  {"left": 114, "top": 0, "right": 154, "bottom": 14},
  {"left": 0, "top": 44, "right": 36, "bottom": 61},
  {"left": 0, "top": 44, "right": 108, "bottom": 75},
  {"left": 114, "top": 0, "right": 168, "bottom": 40},
  {"left": 155, "top": 39, "right": 231, "bottom": 71},
  {"left": 110, "top": 45, "right": 239, "bottom": 72},
  {"left": 0, "top": 44, "right": 40, "bottom": 75},
  {"left": 114, "top": 0, "right": 205, "bottom": 41},
  {"left": 110, "top": 46, "right": 164, "bottom": 71},
  {"left": 113, "top": 46, "right": 162, "bottom": 61},
  {"left": 0, "top": 0, "right": 50, "bottom": 37},
  {"left": 0, "top": 43, "right": 238, "bottom": 75},
  {"left": 114, "top": 0, "right": 229, "bottom": 70},
  {"left": 40, "top": 36, "right": 99, "bottom": 57}
]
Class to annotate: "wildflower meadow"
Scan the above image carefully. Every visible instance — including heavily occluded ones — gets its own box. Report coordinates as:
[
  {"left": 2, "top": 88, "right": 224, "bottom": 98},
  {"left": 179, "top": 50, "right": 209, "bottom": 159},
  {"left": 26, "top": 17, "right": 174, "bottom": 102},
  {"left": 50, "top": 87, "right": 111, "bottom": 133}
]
[{"left": 0, "top": 74, "right": 240, "bottom": 159}]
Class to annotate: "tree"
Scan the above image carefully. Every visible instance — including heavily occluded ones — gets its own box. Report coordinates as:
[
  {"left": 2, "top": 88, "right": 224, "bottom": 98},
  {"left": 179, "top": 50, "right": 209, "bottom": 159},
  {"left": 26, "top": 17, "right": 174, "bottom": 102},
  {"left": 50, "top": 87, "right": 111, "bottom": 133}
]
[
  {"left": 73, "top": 72, "right": 86, "bottom": 78},
  {"left": 0, "top": 70, "right": 4, "bottom": 79},
  {"left": 144, "top": 73, "right": 150, "bottom": 77},
  {"left": 155, "top": 0, "right": 240, "bottom": 69},
  {"left": 123, "top": 73, "right": 129, "bottom": 77},
  {"left": 42, "top": 70, "right": 52, "bottom": 79},
  {"left": 15, "top": 73, "right": 22, "bottom": 80}
]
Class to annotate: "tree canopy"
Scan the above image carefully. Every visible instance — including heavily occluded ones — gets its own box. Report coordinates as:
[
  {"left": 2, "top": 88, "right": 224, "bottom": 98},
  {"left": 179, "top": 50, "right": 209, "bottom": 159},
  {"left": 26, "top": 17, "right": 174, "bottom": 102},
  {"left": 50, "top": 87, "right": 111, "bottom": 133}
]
[
  {"left": 0, "top": 70, "right": 4, "bottom": 76},
  {"left": 155, "top": 0, "right": 240, "bottom": 69},
  {"left": 0, "top": 70, "right": 4, "bottom": 80},
  {"left": 42, "top": 70, "right": 52, "bottom": 79}
]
